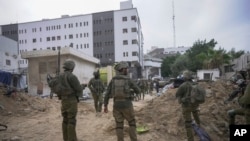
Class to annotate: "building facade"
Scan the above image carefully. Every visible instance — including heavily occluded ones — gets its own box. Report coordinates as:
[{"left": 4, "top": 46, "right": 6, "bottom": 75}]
[
  {"left": 21, "top": 47, "right": 99, "bottom": 96},
  {"left": 0, "top": 0, "right": 143, "bottom": 79}
]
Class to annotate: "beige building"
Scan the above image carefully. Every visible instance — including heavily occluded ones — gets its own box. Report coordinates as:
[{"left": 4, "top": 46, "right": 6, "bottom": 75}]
[{"left": 21, "top": 47, "right": 99, "bottom": 96}]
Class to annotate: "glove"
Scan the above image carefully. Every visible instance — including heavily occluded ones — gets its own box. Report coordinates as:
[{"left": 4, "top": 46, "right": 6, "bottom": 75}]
[{"left": 104, "top": 106, "right": 108, "bottom": 113}]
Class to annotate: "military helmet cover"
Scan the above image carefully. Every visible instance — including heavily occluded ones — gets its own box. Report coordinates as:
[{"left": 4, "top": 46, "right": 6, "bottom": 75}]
[
  {"left": 114, "top": 61, "right": 128, "bottom": 71},
  {"left": 63, "top": 59, "right": 75, "bottom": 70}
]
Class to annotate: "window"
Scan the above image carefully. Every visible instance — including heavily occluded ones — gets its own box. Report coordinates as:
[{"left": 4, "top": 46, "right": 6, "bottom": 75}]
[
  {"left": 6, "top": 60, "right": 11, "bottom": 66},
  {"left": 131, "top": 16, "right": 137, "bottom": 21},
  {"left": 52, "top": 36, "right": 56, "bottom": 41},
  {"left": 57, "top": 36, "right": 61, "bottom": 40},
  {"left": 123, "top": 40, "right": 128, "bottom": 45},
  {"left": 132, "top": 39, "right": 137, "bottom": 44},
  {"left": 46, "top": 37, "right": 50, "bottom": 41},
  {"left": 69, "top": 34, "right": 73, "bottom": 39},
  {"left": 131, "top": 28, "right": 137, "bottom": 32},
  {"left": 122, "top": 17, "right": 127, "bottom": 21},
  {"left": 132, "top": 52, "right": 138, "bottom": 56},
  {"left": 32, "top": 38, "right": 36, "bottom": 43},
  {"left": 123, "top": 28, "right": 128, "bottom": 33}
]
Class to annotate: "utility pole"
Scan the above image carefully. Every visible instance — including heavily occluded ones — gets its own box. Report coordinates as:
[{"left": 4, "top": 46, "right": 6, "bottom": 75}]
[{"left": 172, "top": 0, "right": 176, "bottom": 48}]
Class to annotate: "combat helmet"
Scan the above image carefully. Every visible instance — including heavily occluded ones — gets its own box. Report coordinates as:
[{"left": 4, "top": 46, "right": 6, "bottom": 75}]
[
  {"left": 183, "top": 70, "right": 192, "bottom": 80},
  {"left": 114, "top": 61, "right": 128, "bottom": 71},
  {"left": 63, "top": 59, "right": 75, "bottom": 70}
]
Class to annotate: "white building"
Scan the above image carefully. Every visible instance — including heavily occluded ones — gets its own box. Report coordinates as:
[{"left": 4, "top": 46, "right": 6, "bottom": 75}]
[
  {"left": 197, "top": 69, "right": 220, "bottom": 81},
  {"left": 0, "top": 0, "right": 143, "bottom": 79},
  {"left": 0, "top": 35, "right": 18, "bottom": 73},
  {"left": 143, "top": 55, "right": 162, "bottom": 79},
  {"left": 21, "top": 47, "right": 99, "bottom": 96},
  {"left": 163, "top": 46, "right": 190, "bottom": 55}
]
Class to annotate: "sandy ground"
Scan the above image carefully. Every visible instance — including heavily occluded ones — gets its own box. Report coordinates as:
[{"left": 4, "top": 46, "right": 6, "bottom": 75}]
[
  {"left": 1, "top": 80, "right": 244, "bottom": 141},
  {"left": 0, "top": 92, "right": 156, "bottom": 141}
]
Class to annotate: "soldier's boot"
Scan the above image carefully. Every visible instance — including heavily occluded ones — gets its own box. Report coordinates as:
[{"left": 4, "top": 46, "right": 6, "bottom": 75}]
[
  {"left": 186, "top": 127, "right": 194, "bottom": 141},
  {"left": 68, "top": 118, "right": 77, "bottom": 141},
  {"left": 128, "top": 119, "right": 137, "bottom": 141},
  {"left": 94, "top": 101, "right": 98, "bottom": 113},
  {"left": 116, "top": 121, "right": 124, "bottom": 141},
  {"left": 62, "top": 119, "right": 68, "bottom": 141},
  {"left": 116, "top": 128, "right": 124, "bottom": 141},
  {"left": 129, "top": 126, "right": 137, "bottom": 141},
  {"left": 193, "top": 110, "right": 201, "bottom": 126},
  {"left": 227, "top": 109, "right": 235, "bottom": 125}
]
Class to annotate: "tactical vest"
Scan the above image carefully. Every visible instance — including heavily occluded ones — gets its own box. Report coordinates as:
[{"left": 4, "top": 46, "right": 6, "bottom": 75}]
[
  {"left": 112, "top": 76, "right": 131, "bottom": 101},
  {"left": 92, "top": 79, "right": 104, "bottom": 93}
]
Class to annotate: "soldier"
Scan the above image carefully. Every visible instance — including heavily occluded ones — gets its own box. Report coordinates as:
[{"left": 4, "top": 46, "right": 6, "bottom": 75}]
[
  {"left": 61, "top": 60, "right": 83, "bottom": 141},
  {"left": 227, "top": 65, "right": 250, "bottom": 125},
  {"left": 176, "top": 70, "right": 201, "bottom": 141},
  {"left": 88, "top": 71, "right": 105, "bottom": 116},
  {"left": 104, "top": 61, "right": 141, "bottom": 141}
]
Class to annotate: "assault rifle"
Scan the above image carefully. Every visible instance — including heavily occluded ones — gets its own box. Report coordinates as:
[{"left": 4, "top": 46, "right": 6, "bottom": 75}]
[
  {"left": 49, "top": 48, "right": 61, "bottom": 99},
  {"left": 224, "top": 79, "right": 247, "bottom": 103}
]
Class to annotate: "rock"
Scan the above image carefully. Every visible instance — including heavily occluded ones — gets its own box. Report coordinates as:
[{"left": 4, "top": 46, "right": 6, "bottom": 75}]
[{"left": 10, "top": 136, "right": 21, "bottom": 141}]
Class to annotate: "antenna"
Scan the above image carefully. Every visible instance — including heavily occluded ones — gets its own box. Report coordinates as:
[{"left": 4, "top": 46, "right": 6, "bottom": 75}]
[{"left": 172, "top": 0, "right": 176, "bottom": 48}]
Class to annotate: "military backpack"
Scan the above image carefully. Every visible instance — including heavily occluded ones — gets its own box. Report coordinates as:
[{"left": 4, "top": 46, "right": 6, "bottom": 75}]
[
  {"left": 111, "top": 76, "right": 131, "bottom": 100},
  {"left": 190, "top": 84, "right": 206, "bottom": 104},
  {"left": 47, "top": 73, "right": 74, "bottom": 97}
]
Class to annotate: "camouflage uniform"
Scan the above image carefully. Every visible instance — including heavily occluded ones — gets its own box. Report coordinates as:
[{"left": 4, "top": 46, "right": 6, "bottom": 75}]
[
  {"left": 88, "top": 71, "right": 105, "bottom": 114},
  {"left": 176, "top": 70, "right": 200, "bottom": 141},
  {"left": 61, "top": 60, "right": 83, "bottom": 141},
  {"left": 104, "top": 61, "right": 140, "bottom": 141},
  {"left": 228, "top": 78, "right": 250, "bottom": 125}
]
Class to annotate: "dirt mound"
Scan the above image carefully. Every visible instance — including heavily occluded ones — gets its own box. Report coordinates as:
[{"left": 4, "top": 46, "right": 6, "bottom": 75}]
[
  {"left": 135, "top": 80, "right": 244, "bottom": 141},
  {"left": 0, "top": 80, "right": 245, "bottom": 141}
]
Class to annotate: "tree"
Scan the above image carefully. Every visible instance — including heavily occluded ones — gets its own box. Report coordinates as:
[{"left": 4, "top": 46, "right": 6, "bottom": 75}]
[
  {"left": 199, "top": 47, "right": 231, "bottom": 69},
  {"left": 161, "top": 54, "right": 179, "bottom": 77},
  {"left": 227, "top": 48, "right": 245, "bottom": 59},
  {"left": 185, "top": 39, "right": 218, "bottom": 71},
  {"left": 171, "top": 54, "right": 189, "bottom": 77}
]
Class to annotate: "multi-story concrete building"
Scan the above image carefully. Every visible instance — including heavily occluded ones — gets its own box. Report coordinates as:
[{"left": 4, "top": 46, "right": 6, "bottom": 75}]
[
  {"left": 147, "top": 46, "right": 190, "bottom": 59},
  {"left": 0, "top": 0, "right": 143, "bottom": 79}
]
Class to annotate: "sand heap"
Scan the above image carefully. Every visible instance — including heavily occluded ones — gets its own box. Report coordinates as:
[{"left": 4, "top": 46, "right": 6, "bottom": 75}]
[
  {"left": 0, "top": 86, "right": 54, "bottom": 117},
  {"left": 135, "top": 80, "right": 245, "bottom": 141}
]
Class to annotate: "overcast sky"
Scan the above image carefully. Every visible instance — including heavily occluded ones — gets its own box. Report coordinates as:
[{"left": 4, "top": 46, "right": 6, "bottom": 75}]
[{"left": 0, "top": 0, "right": 249, "bottom": 53}]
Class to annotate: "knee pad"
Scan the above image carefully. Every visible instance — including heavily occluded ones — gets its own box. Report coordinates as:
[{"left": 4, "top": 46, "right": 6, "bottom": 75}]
[
  {"left": 185, "top": 120, "right": 192, "bottom": 128},
  {"left": 116, "top": 121, "right": 124, "bottom": 129},
  {"left": 128, "top": 119, "right": 136, "bottom": 127},
  {"left": 68, "top": 118, "right": 76, "bottom": 126}
]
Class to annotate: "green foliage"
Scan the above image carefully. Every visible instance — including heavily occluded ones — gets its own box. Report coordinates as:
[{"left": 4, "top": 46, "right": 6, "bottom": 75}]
[
  {"left": 171, "top": 55, "right": 189, "bottom": 77},
  {"left": 161, "top": 55, "right": 179, "bottom": 77},
  {"left": 227, "top": 48, "right": 245, "bottom": 59},
  {"left": 159, "top": 38, "right": 244, "bottom": 77},
  {"left": 185, "top": 39, "right": 218, "bottom": 71}
]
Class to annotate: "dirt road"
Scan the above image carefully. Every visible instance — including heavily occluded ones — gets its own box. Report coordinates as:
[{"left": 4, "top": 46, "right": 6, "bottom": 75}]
[{"left": 0, "top": 93, "right": 155, "bottom": 141}]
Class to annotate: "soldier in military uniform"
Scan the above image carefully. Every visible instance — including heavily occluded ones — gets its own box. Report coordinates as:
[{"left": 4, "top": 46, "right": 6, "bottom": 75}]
[
  {"left": 88, "top": 71, "right": 105, "bottom": 116},
  {"left": 60, "top": 60, "right": 83, "bottom": 141},
  {"left": 104, "top": 61, "right": 141, "bottom": 141},
  {"left": 176, "top": 70, "right": 201, "bottom": 141},
  {"left": 227, "top": 65, "right": 250, "bottom": 125}
]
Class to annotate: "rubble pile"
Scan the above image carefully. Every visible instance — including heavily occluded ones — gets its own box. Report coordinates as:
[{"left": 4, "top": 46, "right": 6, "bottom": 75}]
[
  {"left": 136, "top": 80, "right": 245, "bottom": 141},
  {"left": 0, "top": 87, "right": 53, "bottom": 117}
]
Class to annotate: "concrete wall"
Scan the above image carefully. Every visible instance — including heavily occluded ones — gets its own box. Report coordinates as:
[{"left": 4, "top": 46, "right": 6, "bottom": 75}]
[
  {"left": 197, "top": 69, "right": 220, "bottom": 81},
  {"left": 21, "top": 47, "right": 99, "bottom": 96}
]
